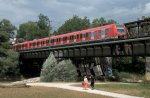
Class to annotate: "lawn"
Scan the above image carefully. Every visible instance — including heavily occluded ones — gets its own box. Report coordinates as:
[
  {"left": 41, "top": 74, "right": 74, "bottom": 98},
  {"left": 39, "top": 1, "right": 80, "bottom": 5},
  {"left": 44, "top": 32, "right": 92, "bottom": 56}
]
[
  {"left": 73, "top": 82, "right": 150, "bottom": 98},
  {"left": 0, "top": 86, "right": 111, "bottom": 98}
]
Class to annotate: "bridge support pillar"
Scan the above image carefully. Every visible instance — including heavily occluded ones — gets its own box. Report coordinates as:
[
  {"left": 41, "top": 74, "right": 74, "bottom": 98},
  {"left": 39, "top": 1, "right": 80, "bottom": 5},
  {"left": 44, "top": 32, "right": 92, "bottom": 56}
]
[
  {"left": 100, "top": 57, "right": 112, "bottom": 77},
  {"left": 146, "top": 57, "right": 150, "bottom": 81}
]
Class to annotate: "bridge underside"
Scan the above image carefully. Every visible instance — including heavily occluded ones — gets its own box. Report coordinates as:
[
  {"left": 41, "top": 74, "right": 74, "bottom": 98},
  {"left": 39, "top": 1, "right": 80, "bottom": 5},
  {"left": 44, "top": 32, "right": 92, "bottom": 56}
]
[{"left": 18, "top": 37, "right": 150, "bottom": 78}]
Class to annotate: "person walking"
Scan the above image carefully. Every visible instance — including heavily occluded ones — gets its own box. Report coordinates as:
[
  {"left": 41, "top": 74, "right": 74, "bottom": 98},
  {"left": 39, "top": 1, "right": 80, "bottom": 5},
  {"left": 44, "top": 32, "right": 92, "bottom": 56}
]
[
  {"left": 83, "top": 76, "right": 89, "bottom": 90},
  {"left": 90, "top": 75, "right": 95, "bottom": 90}
]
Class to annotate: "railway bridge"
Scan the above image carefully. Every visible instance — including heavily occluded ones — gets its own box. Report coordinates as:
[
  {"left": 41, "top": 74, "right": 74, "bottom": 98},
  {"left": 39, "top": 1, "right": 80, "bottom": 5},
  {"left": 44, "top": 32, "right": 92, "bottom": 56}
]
[{"left": 18, "top": 19, "right": 150, "bottom": 79}]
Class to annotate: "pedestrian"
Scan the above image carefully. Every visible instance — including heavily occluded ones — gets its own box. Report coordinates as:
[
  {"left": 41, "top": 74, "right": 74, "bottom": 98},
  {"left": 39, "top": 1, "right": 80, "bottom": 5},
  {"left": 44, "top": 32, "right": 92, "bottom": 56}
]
[
  {"left": 83, "top": 76, "right": 89, "bottom": 90},
  {"left": 90, "top": 75, "right": 95, "bottom": 90}
]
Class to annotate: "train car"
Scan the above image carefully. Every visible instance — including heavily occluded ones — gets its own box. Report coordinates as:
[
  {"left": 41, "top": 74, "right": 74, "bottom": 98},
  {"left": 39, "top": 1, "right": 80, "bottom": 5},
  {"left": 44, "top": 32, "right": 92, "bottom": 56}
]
[
  {"left": 13, "top": 23, "right": 126, "bottom": 51},
  {"left": 13, "top": 41, "right": 29, "bottom": 51},
  {"left": 29, "top": 37, "right": 49, "bottom": 49}
]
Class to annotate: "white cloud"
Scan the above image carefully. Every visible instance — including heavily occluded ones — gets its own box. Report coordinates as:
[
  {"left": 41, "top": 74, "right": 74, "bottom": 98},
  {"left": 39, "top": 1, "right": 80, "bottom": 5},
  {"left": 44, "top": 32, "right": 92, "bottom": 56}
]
[
  {"left": 143, "top": 2, "right": 150, "bottom": 14},
  {"left": 0, "top": 0, "right": 149, "bottom": 28}
]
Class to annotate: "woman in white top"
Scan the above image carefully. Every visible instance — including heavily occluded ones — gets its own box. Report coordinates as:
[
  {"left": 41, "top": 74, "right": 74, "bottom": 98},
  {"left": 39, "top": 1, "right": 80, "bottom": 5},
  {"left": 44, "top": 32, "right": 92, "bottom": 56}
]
[{"left": 83, "top": 76, "right": 89, "bottom": 90}]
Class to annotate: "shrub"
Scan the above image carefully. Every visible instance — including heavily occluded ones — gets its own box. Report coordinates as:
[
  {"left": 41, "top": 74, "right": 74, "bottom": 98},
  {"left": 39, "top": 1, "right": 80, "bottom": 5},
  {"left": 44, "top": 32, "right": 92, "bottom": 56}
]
[
  {"left": 0, "top": 50, "right": 19, "bottom": 80},
  {"left": 40, "top": 53, "right": 57, "bottom": 82},
  {"left": 40, "top": 53, "right": 78, "bottom": 82},
  {"left": 52, "top": 59, "right": 78, "bottom": 82}
]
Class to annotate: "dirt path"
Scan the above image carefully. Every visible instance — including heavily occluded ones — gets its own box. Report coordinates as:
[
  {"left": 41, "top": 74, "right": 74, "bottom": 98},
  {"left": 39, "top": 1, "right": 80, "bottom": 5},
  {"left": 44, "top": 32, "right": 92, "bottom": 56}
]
[{"left": 28, "top": 83, "right": 143, "bottom": 98}]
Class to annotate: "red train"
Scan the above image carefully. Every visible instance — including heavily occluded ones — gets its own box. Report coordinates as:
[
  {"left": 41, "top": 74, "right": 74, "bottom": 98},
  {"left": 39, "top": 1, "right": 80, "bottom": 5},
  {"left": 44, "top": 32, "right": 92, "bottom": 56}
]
[{"left": 13, "top": 24, "right": 126, "bottom": 51}]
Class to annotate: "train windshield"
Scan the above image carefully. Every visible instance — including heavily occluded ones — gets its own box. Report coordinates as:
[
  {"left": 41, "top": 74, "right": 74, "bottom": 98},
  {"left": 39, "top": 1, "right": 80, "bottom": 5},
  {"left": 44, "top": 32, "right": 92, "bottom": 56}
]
[
  {"left": 117, "top": 25, "right": 125, "bottom": 34},
  {"left": 117, "top": 28, "right": 124, "bottom": 34}
]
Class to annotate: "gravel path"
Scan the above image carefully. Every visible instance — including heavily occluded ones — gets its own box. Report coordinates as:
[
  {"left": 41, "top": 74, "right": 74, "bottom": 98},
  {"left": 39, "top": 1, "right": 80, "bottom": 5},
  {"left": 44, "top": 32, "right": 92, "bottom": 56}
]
[{"left": 28, "top": 83, "right": 143, "bottom": 98}]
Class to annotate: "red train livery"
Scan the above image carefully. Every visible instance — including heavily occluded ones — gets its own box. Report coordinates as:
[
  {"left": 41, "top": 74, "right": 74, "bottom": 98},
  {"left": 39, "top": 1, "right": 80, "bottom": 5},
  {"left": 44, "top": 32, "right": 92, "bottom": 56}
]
[{"left": 13, "top": 24, "right": 126, "bottom": 51}]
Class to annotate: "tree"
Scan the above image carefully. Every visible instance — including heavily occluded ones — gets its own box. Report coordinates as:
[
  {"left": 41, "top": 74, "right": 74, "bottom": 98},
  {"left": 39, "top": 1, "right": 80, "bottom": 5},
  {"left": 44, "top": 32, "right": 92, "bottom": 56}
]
[
  {"left": 56, "top": 15, "right": 90, "bottom": 35},
  {"left": 37, "top": 13, "right": 52, "bottom": 38},
  {"left": 91, "top": 17, "right": 117, "bottom": 27},
  {"left": 17, "top": 13, "right": 52, "bottom": 41},
  {"left": 0, "top": 19, "right": 16, "bottom": 39},
  {"left": 17, "top": 21, "right": 39, "bottom": 41},
  {"left": 0, "top": 19, "right": 19, "bottom": 80}
]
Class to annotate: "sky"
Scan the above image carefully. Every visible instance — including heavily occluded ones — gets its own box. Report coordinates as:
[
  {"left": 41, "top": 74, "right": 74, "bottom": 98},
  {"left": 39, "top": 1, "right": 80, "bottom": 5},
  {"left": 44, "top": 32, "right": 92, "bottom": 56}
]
[{"left": 0, "top": 0, "right": 150, "bottom": 30}]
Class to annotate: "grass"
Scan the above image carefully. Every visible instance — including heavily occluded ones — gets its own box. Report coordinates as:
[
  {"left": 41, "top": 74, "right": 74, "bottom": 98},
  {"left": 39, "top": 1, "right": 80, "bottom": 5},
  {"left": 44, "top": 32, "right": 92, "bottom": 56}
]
[
  {"left": 73, "top": 82, "right": 150, "bottom": 98},
  {"left": 0, "top": 86, "right": 111, "bottom": 98},
  {"left": 118, "top": 72, "right": 145, "bottom": 80}
]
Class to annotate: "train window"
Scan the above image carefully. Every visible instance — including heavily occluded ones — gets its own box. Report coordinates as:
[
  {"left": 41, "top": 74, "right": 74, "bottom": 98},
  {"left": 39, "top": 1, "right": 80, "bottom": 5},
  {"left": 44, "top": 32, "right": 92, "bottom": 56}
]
[
  {"left": 105, "top": 29, "right": 109, "bottom": 35},
  {"left": 93, "top": 31, "right": 97, "bottom": 36},
  {"left": 33, "top": 43, "right": 35, "bottom": 47},
  {"left": 50, "top": 39, "right": 52, "bottom": 43},
  {"left": 98, "top": 30, "right": 101, "bottom": 35},
  {"left": 101, "top": 29, "right": 105, "bottom": 35},
  {"left": 68, "top": 36, "right": 70, "bottom": 40},
  {"left": 22, "top": 44, "right": 24, "bottom": 49},
  {"left": 64, "top": 37, "right": 66, "bottom": 41},
  {"left": 86, "top": 33, "right": 89, "bottom": 38},
  {"left": 70, "top": 36, "right": 71, "bottom": 40},
  {"left": 70, "top": 36, "right": 74, "bottom": 40},
  {"left": 70, "top": 36, "right": 72, "bottom": 40},
  {"left": 46, "top": 40, "right": 49, "bottom": 44},
  {"left": 54, "top": 39, "right": 56, "bottom": 42},
  {"left": 74, "top": 35, "right": 76, "bottom": 39},
  {"left": 77, "top": 35, "right": 79, "bottom": 39},
  {"left": 52, "top": 39, "right": 54, "bottom": 43},
  {"left": 43, "top": 41, "right": 45, "bottom": 45},
  {"left": 82, "top": 33, "right": 85, "bottom": 38},
  {"left": 80, "top": 34, "right": 82, "bottom": 38},
  {"left": 91, "top": 31, "right": 96, "bottom": 37}
]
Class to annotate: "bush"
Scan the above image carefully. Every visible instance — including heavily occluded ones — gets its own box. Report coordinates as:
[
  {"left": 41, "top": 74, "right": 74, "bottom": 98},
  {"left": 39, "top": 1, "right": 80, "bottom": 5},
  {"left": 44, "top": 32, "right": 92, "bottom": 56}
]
[
  {"left": 112, "top": 70, "right": 121, "bottom": 81},
  {"left": 0, "top": 50, "right": 20, "bottom": 80},
  {"left": 112, "top": 70, "right": 145, "bottom": 82},
  {"left": 118, "top": 72, "right": 145, "bottom": 81},
  {"left": 52, "top": 60, "right": 78, "bottom": 82},
  {"left": 40, "top": 53, "right": 57, "bottom": 82},
  {"left": 40, "top": 53, "right": 78, "bottom": 82}
]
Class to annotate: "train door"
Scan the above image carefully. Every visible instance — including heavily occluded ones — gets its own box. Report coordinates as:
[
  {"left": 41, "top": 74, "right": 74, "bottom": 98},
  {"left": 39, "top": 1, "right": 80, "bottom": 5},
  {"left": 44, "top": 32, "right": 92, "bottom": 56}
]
[
  {"left": 91, "top": 31, "right": 95, "bottom": 40},
  {"left": 82, "top": 32, "right": 85, "bottom": 41},
  {"left": 60, "top": 37, "right": 63, "bottom": 44},
  {"left": 74, "top": 35, "right": 77, "bottom": 43},
  {"left": 67, "top": 36, "right": 70, "bottom": 44},
  {"left": 101, "top": 29, "right": 105, "bottom": 39}
]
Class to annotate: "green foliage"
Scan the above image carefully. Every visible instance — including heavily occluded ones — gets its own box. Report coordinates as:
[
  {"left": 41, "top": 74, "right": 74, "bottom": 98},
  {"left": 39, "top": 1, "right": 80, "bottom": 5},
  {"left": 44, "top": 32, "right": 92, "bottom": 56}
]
[
  {"left": 40, "top": 53, "right": 77, "bottom": 82},
  {"left": 17, "top": 21, "right": 39, "bottom": 41},
  {"left": 0, "top": 31, "right": 9, "bottom": 42},
  {"left": 91, "top": 17, "right": 117, "bottom": 27},
  {"left": 17, "top": 13, "right": 52, "bottom": 41},
  {"left": 0, "top": 19, "right": 19, "bottom": 80},
  {"left": 0, "top": 19, "right": 16, "bottom": 32},
  {"left": 40, "top": 53, "right": 57, "bottom": 81},
  {"left": 0, "top": 19, "right": 15, "bottom": 43},
  {"left": 56, "top": 15, "right": 90, "bottom": 35},
  {"left": 37, "top": 13, "right": 52, "bottom": 38},
  {"left": 0, "top": 50, "right": 19, "bottom": 78},
  {"left": 51, "top": 60, "right": 78, "bottom": 82},
  {"left": 118, "top": 72, "right": 145, "bottom": 80},
  {"left": 56, "top": 16, "right": 117, "bottom": 35},
  {"left": 113, "top": 57, "right": 145, "bottom": 75}
]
